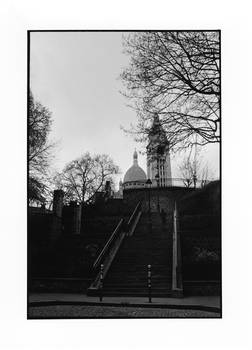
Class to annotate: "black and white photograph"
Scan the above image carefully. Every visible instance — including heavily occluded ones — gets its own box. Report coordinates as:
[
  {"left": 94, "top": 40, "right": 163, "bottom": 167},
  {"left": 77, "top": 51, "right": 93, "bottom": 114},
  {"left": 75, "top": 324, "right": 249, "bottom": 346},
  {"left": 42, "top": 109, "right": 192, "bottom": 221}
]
[
  {"left": 2, "top": 0, "right": 252, "bottom": 349},
  {"left": 28, "top": 30, "right": 221, "bottom": 319}
]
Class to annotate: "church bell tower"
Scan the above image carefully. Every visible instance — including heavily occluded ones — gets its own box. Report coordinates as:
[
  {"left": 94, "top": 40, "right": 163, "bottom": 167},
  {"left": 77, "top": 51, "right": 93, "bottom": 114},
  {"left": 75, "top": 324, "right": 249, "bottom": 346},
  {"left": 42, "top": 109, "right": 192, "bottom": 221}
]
[{"left": 146, "top": 113, "right": 172, "bottom": 187}]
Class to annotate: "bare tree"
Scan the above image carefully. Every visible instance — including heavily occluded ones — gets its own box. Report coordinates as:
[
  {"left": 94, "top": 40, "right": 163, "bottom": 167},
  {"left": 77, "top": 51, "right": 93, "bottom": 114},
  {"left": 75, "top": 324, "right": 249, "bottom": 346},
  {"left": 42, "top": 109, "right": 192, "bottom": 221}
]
[
  {"left": 178, "top": 147, "right": 213, "bottom": 188},
  {"left": 200, "top": 164, "right": 214, "bottom": 187},
  {"left": 54, "top": 152, "right": 119, "bottom": 204},
  {"left": 121, "top": 31, "right": 220, "bottom": 152},
  {"left": 28, "top": 92, "right": 55, "bottom": 204},
  {"left": 28, "top": 177, "right": 48, "bottom": 205},
  {"left": 179, "top": 157, "right": 194, "bottom": 188}
]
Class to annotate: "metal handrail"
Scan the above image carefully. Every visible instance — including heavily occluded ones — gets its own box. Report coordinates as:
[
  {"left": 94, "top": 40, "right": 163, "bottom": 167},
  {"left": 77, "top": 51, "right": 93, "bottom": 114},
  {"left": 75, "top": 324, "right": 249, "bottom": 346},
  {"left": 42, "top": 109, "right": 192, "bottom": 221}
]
[
  {"left": 127, "top": 201, "right": 141, "bottom": 227},
  {"left": 92, "top": 202, "right": 141, "bottom": 270},
  {"left": 93, "top": 218, "right": 124, "bottom": 270},
  {"left": 88, "top": 202, "right": 143, "bottom": 292},
  {"left": 123, "top": 177, "right": 214, "bottom": 189}
]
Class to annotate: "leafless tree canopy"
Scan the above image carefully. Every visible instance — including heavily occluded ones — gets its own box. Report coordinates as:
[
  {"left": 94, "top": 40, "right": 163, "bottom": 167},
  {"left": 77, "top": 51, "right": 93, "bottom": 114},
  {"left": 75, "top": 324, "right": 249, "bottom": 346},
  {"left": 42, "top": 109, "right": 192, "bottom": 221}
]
[
  {"left": 54, "top": 152, "right": 119, "bottom": 203},
  {"left": 29, "top": 92, "right": 54, "bottom": 176},
  {"left": 178, "top": 147, "right": 214, "bottom": 188},
  {"left": 28, "top": 92, "right": 55, "bottom": 203},
  {"left": 121, "top": 31, "right": 220, "bottom": 151}
]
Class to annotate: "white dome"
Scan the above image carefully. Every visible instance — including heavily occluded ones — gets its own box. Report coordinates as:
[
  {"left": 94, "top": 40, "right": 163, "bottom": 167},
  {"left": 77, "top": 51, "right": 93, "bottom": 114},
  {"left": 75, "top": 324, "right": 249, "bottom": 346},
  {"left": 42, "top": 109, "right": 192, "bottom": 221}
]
[
  {"left": 123, "top": 150, "right": 147, "bottom": 183},
  {"left": 123, "top": 164, "right": 147, "bottom": 183}
]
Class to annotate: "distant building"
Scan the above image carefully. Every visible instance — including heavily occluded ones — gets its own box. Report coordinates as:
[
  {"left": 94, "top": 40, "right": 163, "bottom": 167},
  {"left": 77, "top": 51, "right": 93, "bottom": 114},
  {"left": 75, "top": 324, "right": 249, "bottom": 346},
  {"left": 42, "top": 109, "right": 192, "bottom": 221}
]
[
  {"left": 123, "top": 150, "right": 147, "bottom": 190},
  {"left": 113, "top": 179, "right": 123, "bottom": 198},
  {"left": 120, "top": 113, "right": 172, "bottom": 194},
  {"left": 147, "top": 113, "right": 172, "bottom": 187}
]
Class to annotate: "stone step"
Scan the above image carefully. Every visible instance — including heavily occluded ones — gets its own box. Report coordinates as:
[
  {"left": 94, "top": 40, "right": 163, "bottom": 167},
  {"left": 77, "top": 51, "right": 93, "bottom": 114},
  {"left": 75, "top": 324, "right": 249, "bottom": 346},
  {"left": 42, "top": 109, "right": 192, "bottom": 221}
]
[
  {"left": 104, "top": 276, "right": 171, "bottom": 283},
  {"left": 109, "top": 265, "right": 171, "bottom": 270},
  {"left": 99, "top": 213, "right": 174, "bottom": 296},
  {"left": 104, "top": 282, "right": 171, "bottom": 287},
  {"left": 110, "top": 256, "right": 171, "bottom": 263},
  {"left": 92, "top": 292, "right": 175, "bottom": 297},
  {"left": 106, "top": 275, "right": 171, "bottom": 281},
  {"left": 106, "top": 273, "right": 171, "bottom": 278},
  {"left": 102, "top": 288, "right": 172, "bottom": 293},
  {"left": 104, "top": 281, "right": 171, "bottom": 286},
  {"left": 108, "top": 266, "right": 171, "bottom": 270}
]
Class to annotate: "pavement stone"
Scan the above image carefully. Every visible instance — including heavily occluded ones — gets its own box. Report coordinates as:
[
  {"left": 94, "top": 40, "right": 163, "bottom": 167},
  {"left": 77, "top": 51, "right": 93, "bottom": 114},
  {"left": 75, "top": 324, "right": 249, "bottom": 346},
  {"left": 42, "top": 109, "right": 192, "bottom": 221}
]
[{"left": 28, "top": 305, "right": 220, "bottom": 318}]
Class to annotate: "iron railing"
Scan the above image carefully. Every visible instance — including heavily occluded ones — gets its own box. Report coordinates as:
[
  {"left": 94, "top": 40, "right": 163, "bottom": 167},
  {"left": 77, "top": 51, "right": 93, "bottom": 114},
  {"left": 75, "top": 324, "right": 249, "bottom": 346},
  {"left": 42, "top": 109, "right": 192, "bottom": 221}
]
[
  {"left": 123, "top": 177, "right": 213, "bottom": 189},
  {"left": 93, "top": 218, "right": 124, "bottom": 270},
  {"left": 127, "top": 201, "right": 141, "bottom": 231},
  {"left": 88, "top": 202, "right": 142, "bottom": 292}
]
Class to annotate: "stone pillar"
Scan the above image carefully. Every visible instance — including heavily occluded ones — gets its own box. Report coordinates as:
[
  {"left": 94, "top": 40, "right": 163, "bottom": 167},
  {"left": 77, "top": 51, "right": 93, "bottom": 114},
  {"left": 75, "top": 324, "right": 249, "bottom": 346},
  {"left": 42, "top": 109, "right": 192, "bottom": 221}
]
[
  {"left": 105, "top": 181, "right": 112, "bottom": 199},
  {"left": 53, "top": 190, "right": 64, "bottom": 217},
  {"left": 63, "top": 201, "right": 82, "bottom": 235},
  {"left": 50, "top": 190, "right": 64, "bottom": 241},
  {"left": 69, "top": 201, "right": 81, "bottom": 235}
]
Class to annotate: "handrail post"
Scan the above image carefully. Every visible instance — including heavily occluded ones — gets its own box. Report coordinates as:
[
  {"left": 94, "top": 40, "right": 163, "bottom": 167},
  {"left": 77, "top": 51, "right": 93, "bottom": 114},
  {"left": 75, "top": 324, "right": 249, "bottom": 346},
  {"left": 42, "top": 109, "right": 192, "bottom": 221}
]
[
  {"left": 99, "top": 264, "right": 104, "bottom": 302},
  {"left": 172, "top": 202, "right": 178, "bottom": 290},
  {"left": 148, "top": 264, "right": 152, "bottom": 303},
  {"left": 172, "top": 202, "right": 183, "bottom": 295}
]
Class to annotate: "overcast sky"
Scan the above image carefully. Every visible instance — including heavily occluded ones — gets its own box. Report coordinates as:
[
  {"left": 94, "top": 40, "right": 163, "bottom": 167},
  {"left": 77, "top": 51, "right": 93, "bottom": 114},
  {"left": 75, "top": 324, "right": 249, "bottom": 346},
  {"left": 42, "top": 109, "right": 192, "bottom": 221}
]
[{"left": 30, "top": 31, "right": 219, "bottom": 188}]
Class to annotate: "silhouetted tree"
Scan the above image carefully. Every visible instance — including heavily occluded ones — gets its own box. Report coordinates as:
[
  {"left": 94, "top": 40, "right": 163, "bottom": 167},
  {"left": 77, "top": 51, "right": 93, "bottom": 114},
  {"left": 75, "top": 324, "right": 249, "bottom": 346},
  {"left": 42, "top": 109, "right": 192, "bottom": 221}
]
[
  {"left": 28, "top": 92, "right": 55, "bottom": 204},
  {"left": 121, "top": 31, "right": 220, "bottom": 152},
  {"left": 179, "top": 157, "right": 194, "bottom": 188},
  {"left": 200, "top": 164, "right": 214, "bottom": 187},
  {"left": 54, "top": 152, "right": 119, "bottom": 204},
  {"left": 178, "top": 146, "right": 213, "bottom": 188}
]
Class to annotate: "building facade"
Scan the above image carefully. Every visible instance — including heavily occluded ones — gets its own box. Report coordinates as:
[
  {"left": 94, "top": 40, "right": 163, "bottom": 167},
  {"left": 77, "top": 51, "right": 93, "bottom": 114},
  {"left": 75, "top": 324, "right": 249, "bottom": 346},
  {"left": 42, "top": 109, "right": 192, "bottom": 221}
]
[
  {"left": 123, "top": 149, "right": 147, "bottom": 190},
  {"left": 146, "top": 113, "right": 172, "bottom": 187},
  {"left": 121, "top": 113, "right": 172, "bottom": 192}
]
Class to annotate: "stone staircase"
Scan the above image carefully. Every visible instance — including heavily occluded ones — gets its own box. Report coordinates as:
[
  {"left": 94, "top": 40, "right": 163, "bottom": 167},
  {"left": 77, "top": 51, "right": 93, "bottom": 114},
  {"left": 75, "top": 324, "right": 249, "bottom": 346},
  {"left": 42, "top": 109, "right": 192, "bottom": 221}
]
[{"left": 102, "top": 212, "right": 174, "bottom": 296}]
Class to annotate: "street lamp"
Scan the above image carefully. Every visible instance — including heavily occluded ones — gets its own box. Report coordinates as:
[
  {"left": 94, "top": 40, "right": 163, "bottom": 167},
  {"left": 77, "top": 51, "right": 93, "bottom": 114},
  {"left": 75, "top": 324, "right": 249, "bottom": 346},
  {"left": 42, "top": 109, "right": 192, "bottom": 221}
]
[
  {"left": 155, "top": 173, "right": 160, "bottom": 213},
  {"left": 146, "top": 178, "right": 152, "bottom": 296},
  {"left": 146, "top": 179, "right": 152, "bottom": 216}
]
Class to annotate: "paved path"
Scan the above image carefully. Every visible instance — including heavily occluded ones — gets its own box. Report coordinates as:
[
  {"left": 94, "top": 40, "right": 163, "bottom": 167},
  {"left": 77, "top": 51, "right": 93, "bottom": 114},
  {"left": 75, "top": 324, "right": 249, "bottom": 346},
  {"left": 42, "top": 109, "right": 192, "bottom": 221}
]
[
  {"left": 28, "top": 304, "right": 220, "bottom": 318},
  {"left": 29, "top": 293, "right": 220, "bottom": 309}
]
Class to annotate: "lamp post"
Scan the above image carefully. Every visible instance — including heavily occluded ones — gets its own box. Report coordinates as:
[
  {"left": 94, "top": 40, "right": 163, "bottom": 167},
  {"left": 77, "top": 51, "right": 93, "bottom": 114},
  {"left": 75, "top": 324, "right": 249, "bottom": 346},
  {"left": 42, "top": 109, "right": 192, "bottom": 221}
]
[
  {"left": 146, "top": 179, "right": 152, "bottom": 216},
  {"left": 148, "top": 264, "right": 152, "bottom": 303},
  {"left": 99, "top": 264, "right": 104, "bottom": 302},
  {"left": 146, "top": 179, "right": 152, "bottom": 300},
  {"left": 155, "top": 173, "right": 160, "bottom": 213}
]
